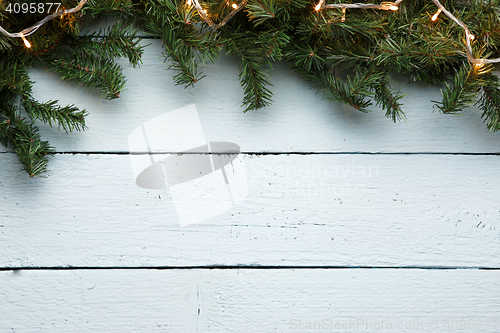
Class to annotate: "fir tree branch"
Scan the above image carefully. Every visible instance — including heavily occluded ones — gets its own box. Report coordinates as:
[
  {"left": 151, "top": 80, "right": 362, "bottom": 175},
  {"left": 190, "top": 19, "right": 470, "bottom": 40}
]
[
  {"left": 0, "top": 104, "right": 54, "bottom": 177},
  {"left": 144, "top": 0, "right": 221, "bottom": 87},
  {"left": 21, "top": 98, "right": 88, "bottom": 133},
  {"left": 476, "top": 73, "right": 500, "bottom": 131},
  {"left": 372, "top": 75, "right": 406, "bottom": 122},
  {"left": 71, "top": 22, "right": 145, "bottom": 67},
  {"left": 46, "top": 51, "right": 127, "bottom": 99},
  {"left": 329, "top": 17, "right": 385, "bottom": 42},
  {"left": 226, "top": 31, "right": 274, "bottom": 112},
  {"left": 246, "top": 0, "right": 278, "bottom": 27},
  {"left": 0, "top": 35, "right": 11, "bottom": 51},
  {"left": 318, "top": 68, "right": 382, "bottom": 112},
  {"left": 0, "top": 62, "right": 90, "bottom": 134},
  {"left": 0, "top": 59, "right": 32, "bottom": 97},
  {"left": 275, "top": 0, "right": 308, "bottom": 21},
  {"left": 82, "top": 0, "right": 137, "bottom": 19},
  {"left": 238, "top": 50, "right": 274, "bottom": 111},
  {"left": 376, "top": 35, "right": 460, "bottom": 84},
  {"left": 161, "top": 27, "right": 204, "bottom": 87},
  {"left": 0, "top": 104, "right": 17, "bottom": 150},
  {"left": 285, "top": 40, "right": 327, "bottom": 73},
  {"left": 433, "top": 63, "right": 483, "bottom": 114}
]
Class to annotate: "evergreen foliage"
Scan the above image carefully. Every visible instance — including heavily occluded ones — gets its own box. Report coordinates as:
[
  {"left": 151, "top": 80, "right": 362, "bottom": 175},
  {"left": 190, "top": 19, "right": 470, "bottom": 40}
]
[
  {"left": 0, "top": 0, "right": 143, "bottom": 177},
  {"left": 140, "top": 0, "right": 500, "bottom": 121},
  {"left": 2, "top": 0, "right": 500, "bottom": 177}
]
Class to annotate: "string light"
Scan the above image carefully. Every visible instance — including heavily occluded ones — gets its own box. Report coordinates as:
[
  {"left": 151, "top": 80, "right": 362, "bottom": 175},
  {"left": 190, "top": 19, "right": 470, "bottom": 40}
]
[
  {"left": 428, "top": 0, "right": 498, "bottom": 64},
  {"left": 316, "top": 0, "right": 402, "bottom": 12},
  {"left": 19, "top": 32, "right": 31, "bottom": 48},
  {"left": 431, "top": 8, "right": 441, "bottom": 21},
  {"left": 0, "top": 0, "right": 496, "bottom": 66},
  {"left": 0, "top": 0, "right": 87, "bottom": 48},
  {"left": 315, "top": 0, "right": 500, "bottom": 65},
  {"left": 191, "top": 0, "right": 247, "bottom": 30}
]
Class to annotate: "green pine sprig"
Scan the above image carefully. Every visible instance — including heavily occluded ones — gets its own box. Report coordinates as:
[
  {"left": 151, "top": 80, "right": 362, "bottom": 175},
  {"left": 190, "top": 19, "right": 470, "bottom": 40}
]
[
  {"left": 0, "top": 1, "right": 144, "bottom": 177},
  {"left": 476, "top": 73, "right": 500, "bottom": 131},
  {"left": 433, "top": 63, "right": 484, "bottom": 114},
  {"left": 70, "top": 22, "right": 146, "bottom": 68},
  {"left": 0, "top": 104, "right": 54, "bottom": 178},
  {"left": 47, "top": 52, "right": 127, "bottom": 99},
  {"left": 226, "top": 30, "right": 275, "bottom": 111},
  {"left": 144, "top": 0, "right": 221, "bottom": 87}
]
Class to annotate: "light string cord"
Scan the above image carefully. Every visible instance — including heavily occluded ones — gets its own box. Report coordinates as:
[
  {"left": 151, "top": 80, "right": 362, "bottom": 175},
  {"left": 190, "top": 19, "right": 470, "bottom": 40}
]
[
  {"left": 317, "top": 0, "right": 403, "bottom": 11},
  {"left": 0, "top": 0, "right": 496, "bottom": 65},
  {"left": 314, "top": 0, "right": 499, "bottom": 65},
  {"left": 0, "top": 0, "right": 87, "bottom": 38},
  {"left": 190, "top": 0, "right": 248, "bottom": 30},
  {"left": 429, "top": 0, "right": 493, "bottom": 65}
]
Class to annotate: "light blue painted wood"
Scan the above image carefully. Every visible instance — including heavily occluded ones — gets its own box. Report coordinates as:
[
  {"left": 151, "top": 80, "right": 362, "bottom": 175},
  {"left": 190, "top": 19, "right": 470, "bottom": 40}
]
[
  {"left": 1, "top": 19, "right": 499, "bottom": 332},
  {"left": 1, "top": 153, "right": 498, "bottom": 268},
  {"left": 1, "top": 269, "right": 499, "bottom": 332}
]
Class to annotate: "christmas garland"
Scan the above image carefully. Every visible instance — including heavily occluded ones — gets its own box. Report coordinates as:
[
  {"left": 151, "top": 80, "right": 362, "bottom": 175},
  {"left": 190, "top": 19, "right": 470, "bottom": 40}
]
[{"left": 1, "top": 0, "right": 500, "bottom": 177}]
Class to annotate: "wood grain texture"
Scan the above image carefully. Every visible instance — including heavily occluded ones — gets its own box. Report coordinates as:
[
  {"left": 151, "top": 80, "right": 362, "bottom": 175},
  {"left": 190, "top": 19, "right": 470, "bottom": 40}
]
[
  {"left": 1, "top": 39, "right": 499, "bottom": 153},
  {"left": 1, "top": 269, "right": 499, "bottom": 332},
  {"left": 1, "top": 153, "right": 498, "bottom": 268},
  {"left": 2, "top": 19, "right": 500, "bottom": 331}
]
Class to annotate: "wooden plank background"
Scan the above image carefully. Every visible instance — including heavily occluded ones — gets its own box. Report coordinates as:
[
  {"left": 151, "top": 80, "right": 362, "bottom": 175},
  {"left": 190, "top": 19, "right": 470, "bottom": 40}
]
[
  {"left": 1, "top": 34, "right": 499, "bottom": 331},
  {"left": 1, "top": 269, "right": 500, "bottom": 332}
]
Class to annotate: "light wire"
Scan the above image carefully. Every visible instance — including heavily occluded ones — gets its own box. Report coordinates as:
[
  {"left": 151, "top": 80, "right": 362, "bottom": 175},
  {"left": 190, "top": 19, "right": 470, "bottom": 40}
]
[
  {"left": 314, "top": 0, "right": 497, "bottom": 65},
  {"left": 190, "top": 0, "right": 248, "bottom": 30},
  {"left": 0, "top": 0, "right": 497, "bottom": 65},
  {"left": 0, "top": 0, "right": 87, "bottom": 38}
]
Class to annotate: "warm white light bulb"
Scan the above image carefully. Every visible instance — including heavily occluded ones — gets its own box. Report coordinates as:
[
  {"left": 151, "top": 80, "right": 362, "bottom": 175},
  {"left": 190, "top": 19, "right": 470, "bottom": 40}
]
[
  {"left": 470, "top": 34, "right": 475, "bottom": 40},
  {"left": 315, "top": 3, "right": 321, "bottom": 10},
  {"left": 431, "top": 8, "right": 442, "bottom": 21},
  {"left": 187, "top": 0, "right": 192, "bottom": 5},
  {"left": 19, "top": 33, "right": 31, "bottom": 48},
  {"left": 232, "top": 3, "right": 238, "bottom": 9},
  {"left": 389, "top": 5, "right": 398, "bottom": 10}
]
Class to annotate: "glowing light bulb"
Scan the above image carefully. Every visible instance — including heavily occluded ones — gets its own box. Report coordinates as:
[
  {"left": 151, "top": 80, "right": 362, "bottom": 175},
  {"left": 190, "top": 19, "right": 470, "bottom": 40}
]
[
  {"left": 232, "top": 3, "right": 238, "bottom": 9},
  {"left": 315, "top": 3, "right": 321, "bottom": 10},
  {"left": 431, "top": 8, "right": 442, "bottom": 21},
  {"left": 470, "top": 34, "right": 475, "bottom": 40},
  {"left": 389, "top": 5, "right": 398, "bottom": 10},
  {"left": 187, "top": 0, "right": 192, "bottom": 5},
  {"left": 203, "top": 9, "right": 207, "bottom": 13},
  {"left": 19, "top": 33, "right": 31, "bottom": 48},
  {"left": 341, "top": 7, "right": 346, "bottom": 22}
]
